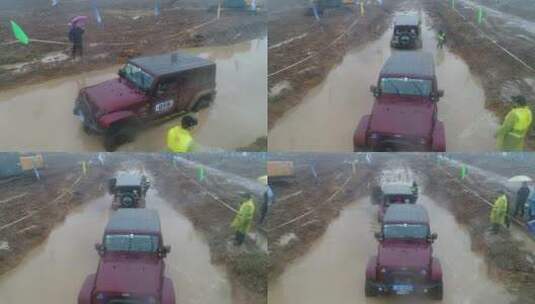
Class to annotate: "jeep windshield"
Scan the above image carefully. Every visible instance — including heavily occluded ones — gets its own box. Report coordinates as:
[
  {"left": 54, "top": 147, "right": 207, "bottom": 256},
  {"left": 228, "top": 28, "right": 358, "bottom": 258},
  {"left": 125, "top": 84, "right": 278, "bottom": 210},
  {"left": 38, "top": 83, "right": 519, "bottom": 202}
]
[
  {"left": 384, "top": 223, "right": 428, "bottom": 240},
  {"left": 394, "top": 26, "right": 418, "bottom": 35},
  {"left": 380, "top": 77, "right": 432, "bottom": 97},
  {"left": 104, "top": 234, "right": 159, "bottom": 253},
  {"left": 121, "top": 63, "right": 154, "bottom": 92}
]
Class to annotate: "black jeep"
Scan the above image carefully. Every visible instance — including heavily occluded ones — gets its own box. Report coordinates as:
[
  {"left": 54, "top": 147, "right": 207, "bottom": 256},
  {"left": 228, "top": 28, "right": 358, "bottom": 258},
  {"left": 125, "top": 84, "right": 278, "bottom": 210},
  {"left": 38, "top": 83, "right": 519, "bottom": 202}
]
[
  {"left": 391, "top": 14, "right": 422, "bottom": 49},
  {"left": 108, "top": 173, "right": 150, "bottom": 209}
]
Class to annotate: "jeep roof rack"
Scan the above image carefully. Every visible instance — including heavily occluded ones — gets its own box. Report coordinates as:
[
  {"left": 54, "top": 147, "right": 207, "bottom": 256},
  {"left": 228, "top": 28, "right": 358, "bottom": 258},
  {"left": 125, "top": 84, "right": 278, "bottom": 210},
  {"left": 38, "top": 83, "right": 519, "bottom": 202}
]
[
  {"left": 381, "top": 183, "right": 414, "bottom": 195},
  {"left": 394, "top": 14, "right": 420, "bottom": 27},
  {"left": 380, "top": 51, "right": 435, "bottom": 78},
  {"left": 130, "top": 52, "right": 216, "bottom": 78},
  {"left": 383, "top": 204, "right": 429, "bottom": 224},
  {"left": 105, "top": 209, "right": 161, "bottom": 234},
  {"left": 115, "top": 173, "right": 143, "bottom": 187}
]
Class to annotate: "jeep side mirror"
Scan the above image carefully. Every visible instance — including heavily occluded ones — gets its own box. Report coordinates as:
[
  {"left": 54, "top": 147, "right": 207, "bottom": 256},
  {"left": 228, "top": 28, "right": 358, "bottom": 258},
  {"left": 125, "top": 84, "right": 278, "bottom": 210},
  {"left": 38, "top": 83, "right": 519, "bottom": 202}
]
[
  {"left": 95, "top": 243, "right": 105, "bottom": 256},
  {"left": 118, "top": 68, "right": 125, "bottom": 78},
  {"left": 374, "top": 232, "right": 383, "bottom": 241},
  {"left": 428, "top": 233, "right": 438, "bottom": 242},
  {"left": 438, "top": 90, "right": 444, "bottom": 98},
  {"left": 160, "top": 245, "right": 171, "bottom": 257},
  {"left": 370, "top": 85, "right": 380, "bottom": 97}
]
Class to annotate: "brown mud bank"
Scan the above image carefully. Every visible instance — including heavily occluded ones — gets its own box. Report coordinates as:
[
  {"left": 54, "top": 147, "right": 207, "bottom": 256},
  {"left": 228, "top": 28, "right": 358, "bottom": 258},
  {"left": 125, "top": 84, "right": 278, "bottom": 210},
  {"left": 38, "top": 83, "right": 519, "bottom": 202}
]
[
  {"left": 268, "top": 0, "right": 399, "bottom": 129},
  {"left": 422, "top": 0, "right": 535, "bottom": 149},
  {"left": 148, "top": 154, "right": 268, "bottom": 304},
  {"left": 0, "top": 154, "right": 116, "bottom": 276},
  {"left": 419, "top": 159, "right": 535, "bottom": 304},
  {"left": 267, "top": 154, "right": 374, "bottom": 279},
  {"left": 0, "top": 0, "right": 265, "bottom": 92}
]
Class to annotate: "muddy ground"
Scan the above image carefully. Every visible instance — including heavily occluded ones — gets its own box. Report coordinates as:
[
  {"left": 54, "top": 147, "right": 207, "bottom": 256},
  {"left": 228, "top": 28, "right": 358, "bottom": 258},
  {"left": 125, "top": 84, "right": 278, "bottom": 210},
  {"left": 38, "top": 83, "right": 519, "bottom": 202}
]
[
  {"left": 0, "top": 153, "right": 114, "bottom": 276},
  {"left": 422, "top": 0, "right": 535, "bottom": 148},
  {"left": 267, "top": 0, "right": 399, "bottom": 129},
  {"left": 267, "top": 153, "right": 374, "bottom": 278},
  {"left": 268, "top": 153, "right": 535, "bottom": 303},
  {"left": 0, "top": 152, "right": 268, "bottom": 304},
  {"left": 0, "top": 0, "right": 266, "bottom": 92}
]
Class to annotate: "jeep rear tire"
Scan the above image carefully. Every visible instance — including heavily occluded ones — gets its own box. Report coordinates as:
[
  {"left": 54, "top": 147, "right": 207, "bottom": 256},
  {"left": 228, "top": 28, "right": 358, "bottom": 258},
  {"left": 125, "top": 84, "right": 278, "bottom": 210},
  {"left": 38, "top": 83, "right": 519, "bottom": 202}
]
[
  {"left": 365, "top": 280, "right": 378, "bottom": 297},
  {"left": 192, "top": 95, "right": 214, "bottom": 112},
  {"left": 429, "top": 282, "right": 443, "bottom": 301},
  {"left": 120, "top": 193, "right": 137, "bottom": 208}
]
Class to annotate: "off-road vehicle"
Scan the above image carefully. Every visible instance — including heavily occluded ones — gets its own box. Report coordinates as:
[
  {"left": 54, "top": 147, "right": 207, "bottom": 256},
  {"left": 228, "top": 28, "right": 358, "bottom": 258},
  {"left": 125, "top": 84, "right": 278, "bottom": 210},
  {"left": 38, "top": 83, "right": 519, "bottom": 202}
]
[
  {"left": 365, "top": 204, "right": 443, "bottom": 300},
  {"left": 391, "top": 14, "right": 422, "bottom": 49},
  {"left": 354, "top": 52, "right": 446, "bottom": 152},
  {"left": 372, "top": 183, "right": 417, "bottom": 222},
  {"left": 78, "top": 209, "right": 175, "bottom": 304},
  {"left": 74, "top": 52, "right": 216, "bottom": 151},
  {"left": 108, "top": 173, "right": 150, "bottom": 209}
]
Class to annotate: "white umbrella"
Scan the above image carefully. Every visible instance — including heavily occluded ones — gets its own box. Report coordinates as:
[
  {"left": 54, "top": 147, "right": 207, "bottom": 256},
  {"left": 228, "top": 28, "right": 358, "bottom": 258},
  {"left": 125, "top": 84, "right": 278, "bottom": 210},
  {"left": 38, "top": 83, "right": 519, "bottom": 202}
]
[{"left": 508, "top": 175, "right": 532, "bottom": 183}]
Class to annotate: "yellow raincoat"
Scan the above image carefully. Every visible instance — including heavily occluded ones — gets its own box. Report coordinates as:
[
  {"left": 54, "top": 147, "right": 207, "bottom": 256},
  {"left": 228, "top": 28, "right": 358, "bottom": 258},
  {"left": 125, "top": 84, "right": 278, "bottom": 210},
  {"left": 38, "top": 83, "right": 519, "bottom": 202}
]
[
  {"left": 496, "top": 106, "right": 532, "bottom": 151},
  {"left": 167, "top": 126, "right": 193, "bottom": 153},
  {"left": 490, "top": 194, "right": 508, "bottom": 226},
  {"left": 231, "top": 199, "right": 256, "bottom": 234}
]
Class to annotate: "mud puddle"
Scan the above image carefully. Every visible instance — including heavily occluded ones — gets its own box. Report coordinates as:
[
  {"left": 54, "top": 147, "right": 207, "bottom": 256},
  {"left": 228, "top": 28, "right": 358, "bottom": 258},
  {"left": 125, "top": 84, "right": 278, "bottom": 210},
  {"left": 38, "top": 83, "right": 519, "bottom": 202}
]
[
  {"left": 268, "top": 10, "right": 498, "bottom": 152},
  {"left": 269, "top": 195, "right": 514, "bottom": 303},
  {"left": 0, "top": 180, "right": 232, "bottom": 303},
  {"left": 0, "top": 37, "right": 267, "bottom": 152}
]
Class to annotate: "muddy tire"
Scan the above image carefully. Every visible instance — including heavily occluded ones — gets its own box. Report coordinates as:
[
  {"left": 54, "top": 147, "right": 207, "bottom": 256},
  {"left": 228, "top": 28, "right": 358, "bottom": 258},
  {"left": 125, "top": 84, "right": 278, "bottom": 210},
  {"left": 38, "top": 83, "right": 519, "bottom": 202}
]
[
  {"left": 365, "top": 280, "right": 378, "bottom": 297},
  {"left": 429, "top": 282, "right": 443, "bottom": 301},
  {"left": 120, "top": 193, "right": 136, "bottom": 208},
  {"left": 103, "top": 122, "right": 137, "bottom": 152},
  {"left": 192, "top": 95, "right": 214, "bottom": 112}
]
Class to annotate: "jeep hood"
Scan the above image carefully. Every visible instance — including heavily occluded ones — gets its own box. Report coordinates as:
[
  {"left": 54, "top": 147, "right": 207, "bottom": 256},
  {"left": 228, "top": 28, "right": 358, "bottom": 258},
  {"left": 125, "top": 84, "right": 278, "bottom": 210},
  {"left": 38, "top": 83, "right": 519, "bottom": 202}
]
[
  {"left": 369, "top": 96, "right": 434, "bottom": 138},
  {"left": 378, "top": 240, "right": 431, "bottom": 269},
  {"left": 94, "top": 254, "right": 162, "bottom": 295},
  {"left": 85, "top": 78, "right": 146, "bottom": 113}
]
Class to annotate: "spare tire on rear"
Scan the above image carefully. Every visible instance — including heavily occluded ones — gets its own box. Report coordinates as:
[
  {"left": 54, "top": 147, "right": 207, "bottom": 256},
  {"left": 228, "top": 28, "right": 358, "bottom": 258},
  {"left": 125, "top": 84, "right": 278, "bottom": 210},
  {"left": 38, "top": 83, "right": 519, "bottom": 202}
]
[{"left": 120, "top": 193, "right": 136, "bottom": 208}]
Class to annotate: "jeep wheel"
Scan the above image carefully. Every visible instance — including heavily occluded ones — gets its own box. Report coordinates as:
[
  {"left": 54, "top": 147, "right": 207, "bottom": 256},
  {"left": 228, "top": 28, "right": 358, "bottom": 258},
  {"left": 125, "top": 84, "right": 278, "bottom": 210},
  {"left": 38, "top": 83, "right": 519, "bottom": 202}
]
[
  {"left": 104, "top": 123, "right": 137, "bottom": 152},
  {"left": 429, "top": 282, "right": 443, "bottom": 301},
  {"left": 192, "top": 95, "right": 213, "bottom": 112},
  {"left": 365, "top": 280, "right": 378, "bottom": 297}
]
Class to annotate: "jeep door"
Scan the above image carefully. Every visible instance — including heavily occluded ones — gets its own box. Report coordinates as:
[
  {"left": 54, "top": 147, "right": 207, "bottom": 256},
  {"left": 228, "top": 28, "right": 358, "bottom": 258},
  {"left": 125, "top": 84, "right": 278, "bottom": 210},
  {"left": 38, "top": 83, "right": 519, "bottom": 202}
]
[{"left": 151, "top": 76, "right": 183, "bottom": 118}]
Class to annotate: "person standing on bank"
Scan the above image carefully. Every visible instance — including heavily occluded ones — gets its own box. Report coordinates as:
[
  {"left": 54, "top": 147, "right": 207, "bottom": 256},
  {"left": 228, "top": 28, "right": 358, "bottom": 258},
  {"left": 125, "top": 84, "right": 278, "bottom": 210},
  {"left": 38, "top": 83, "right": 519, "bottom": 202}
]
[{"left": 231, "top": 192, "right": 256, "bottom": 246}]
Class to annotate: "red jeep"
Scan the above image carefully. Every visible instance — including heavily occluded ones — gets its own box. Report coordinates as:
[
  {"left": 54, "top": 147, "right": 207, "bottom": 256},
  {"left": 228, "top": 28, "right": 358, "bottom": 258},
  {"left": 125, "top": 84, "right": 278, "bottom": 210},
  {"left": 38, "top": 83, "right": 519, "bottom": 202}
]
[
  {"left": 74, "top": 52, "right": 216, "bottom": 151},
  {"left": 354, "top": 52, "right": 446, "bottom": 152},
  {"left": 365, "top": 204, "right": 443, "bottom": 300},
  {"left": 78, "top": 209, "right": 175, "bottom": 304},
  {"left": 373, "top": 183, "right": 417, "bottom": 222}
]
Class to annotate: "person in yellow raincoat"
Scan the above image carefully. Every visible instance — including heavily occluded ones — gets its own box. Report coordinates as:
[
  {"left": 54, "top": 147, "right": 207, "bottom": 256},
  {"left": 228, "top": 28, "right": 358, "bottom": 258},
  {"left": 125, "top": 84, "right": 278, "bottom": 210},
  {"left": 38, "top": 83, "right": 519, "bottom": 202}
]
[
  {"left": 167, "top": 116, "right": 198, "bottom": 153},
  {"left": 490, "top": 190, "right": 509, "bottom": 233},
  {"left": 496, "top": 96, "right": 532, "bottom": 151},
  {"left": 231, "top": 192, "right": 256, "bottom": 246}
]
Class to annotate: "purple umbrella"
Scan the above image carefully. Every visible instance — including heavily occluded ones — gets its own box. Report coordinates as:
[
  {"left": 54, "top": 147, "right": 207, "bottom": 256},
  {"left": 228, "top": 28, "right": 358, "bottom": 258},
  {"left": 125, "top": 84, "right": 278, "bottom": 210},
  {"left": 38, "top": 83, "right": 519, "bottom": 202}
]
[{"left": 69, "top": 15, "right": 88, "bottom": 28}]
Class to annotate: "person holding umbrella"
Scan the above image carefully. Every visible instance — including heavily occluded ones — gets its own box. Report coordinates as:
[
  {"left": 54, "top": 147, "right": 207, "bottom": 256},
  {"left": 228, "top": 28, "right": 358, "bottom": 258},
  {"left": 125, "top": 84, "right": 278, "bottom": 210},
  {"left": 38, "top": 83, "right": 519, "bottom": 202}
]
[{"left": 68, "top": 16, "right": 87, "bottom": 59}]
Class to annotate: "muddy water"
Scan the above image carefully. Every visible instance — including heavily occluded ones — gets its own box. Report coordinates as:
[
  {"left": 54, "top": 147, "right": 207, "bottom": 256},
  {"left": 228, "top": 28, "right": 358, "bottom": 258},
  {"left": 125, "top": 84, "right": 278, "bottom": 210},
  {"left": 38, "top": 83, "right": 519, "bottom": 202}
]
[
  {"left": 0, "top": 186, "right": 231, "bottom": 303},
  {"left": 269, "top": 11, "right": 498, "bottom": 152},
  {"left": 269, "top": 196, "right": 514, "bottom": 304},
  {"left": 0, "top": 37, "right": 267, "bottom": 152}
]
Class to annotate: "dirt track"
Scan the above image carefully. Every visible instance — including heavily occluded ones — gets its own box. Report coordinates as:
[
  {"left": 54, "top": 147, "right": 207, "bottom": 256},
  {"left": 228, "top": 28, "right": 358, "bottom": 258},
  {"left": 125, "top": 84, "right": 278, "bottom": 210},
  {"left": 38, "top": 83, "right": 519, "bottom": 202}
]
[
  {"left": 0, "top": 153, "right": 267, "bottom": 304},
  {"left": 0, "top": 0, "right": 266, "bottom": 92},
  {"left": 268, "top": 0, "right": 398, "bottom": 129},
  {"left": 268, "top": 153, "right": 535, "bottom": 303}
]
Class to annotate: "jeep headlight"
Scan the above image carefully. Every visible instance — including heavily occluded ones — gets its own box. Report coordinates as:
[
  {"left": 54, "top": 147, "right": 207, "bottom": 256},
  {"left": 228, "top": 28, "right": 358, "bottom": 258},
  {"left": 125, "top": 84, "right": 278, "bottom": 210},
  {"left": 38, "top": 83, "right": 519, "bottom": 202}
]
[
  {"left": 147, "top": 296, "right": 158, "bottom": 304},
  {"left": 420, "top": 269, "right": 427, "bottom": 276},
  {"left": 94, "top": 293, "right": 105, "bottom": 303},
  {"left": 380, "top": 267, "right": 387, "bottom": 273},
  {"left": 418, "top": 137, "right": 428, "bottom": 145}
]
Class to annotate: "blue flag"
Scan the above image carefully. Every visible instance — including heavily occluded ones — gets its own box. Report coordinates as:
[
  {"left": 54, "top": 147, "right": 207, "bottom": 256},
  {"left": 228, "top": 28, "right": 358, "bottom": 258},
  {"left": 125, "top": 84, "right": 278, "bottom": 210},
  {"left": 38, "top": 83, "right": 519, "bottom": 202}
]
[
  {"left": 155, "top": 0, "right": 161, "bottom": 17},
  {"left": 91, "top": 0, "right": 102, "bottom": 24}
]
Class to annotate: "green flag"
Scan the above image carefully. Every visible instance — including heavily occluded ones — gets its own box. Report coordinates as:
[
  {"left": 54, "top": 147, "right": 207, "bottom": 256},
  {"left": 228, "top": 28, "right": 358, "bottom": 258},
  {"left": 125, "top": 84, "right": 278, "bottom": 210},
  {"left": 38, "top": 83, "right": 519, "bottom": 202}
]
[
  {"left": 10, "top": 20, "right": 29, "bottom": 45},
  {"left": 477, "top": 6, "right": 484, "bottom": 24},
  {"left": 460, "top": 165, "right": 467, "bottom": 179},
  {"left": 197, "top": 166, "right": 205, "bottom": 182}
]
